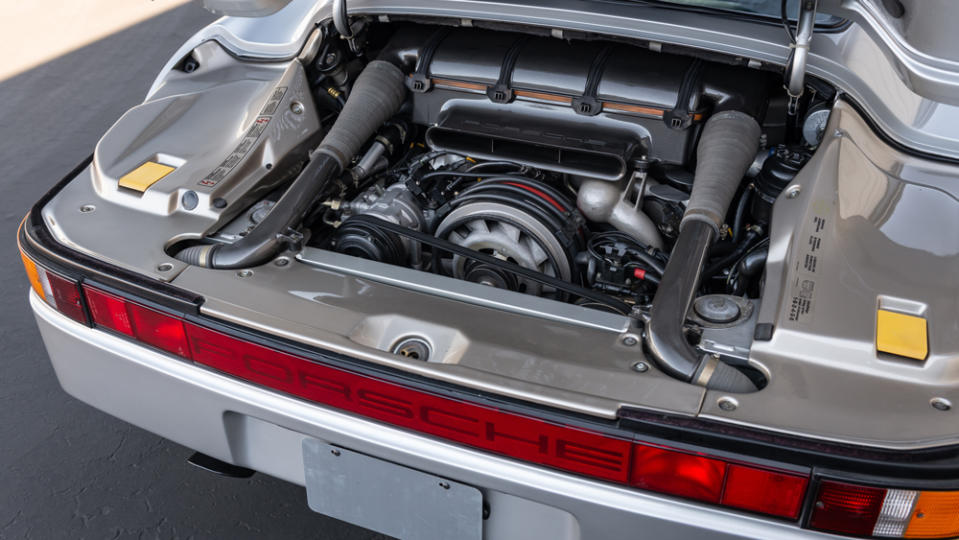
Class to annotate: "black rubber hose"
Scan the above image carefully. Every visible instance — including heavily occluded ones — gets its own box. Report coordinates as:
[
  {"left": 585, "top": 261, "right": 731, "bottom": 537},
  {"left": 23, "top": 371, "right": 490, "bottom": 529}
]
[
  {"left": 176, "top": 60, "right": 407, "bottom": 269},
  {"left": 645, "top": 111, "right": 761, "bottom": 393},
  {"left": 703, "top": 228, "right": 762, "bottom": 279},
  {"left": 316, "top": 61, "right": 408, "bottom": 168},
  {"left": 683, "top": 111, "right": 763, "bottom": 234},
  {"left": 176, "top": 156, "right": 340, "bottom": 269},
  {"left": 645, "top": 220, "right": 715, "bottom": 380},
  {"left": 731, "top": 187, "right": 752, "bottom": 244}
]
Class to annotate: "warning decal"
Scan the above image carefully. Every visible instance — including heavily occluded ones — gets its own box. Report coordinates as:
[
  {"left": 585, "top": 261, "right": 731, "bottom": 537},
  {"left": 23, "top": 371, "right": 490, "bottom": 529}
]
[
  {"left": 786, "top": 209, "right": 829, "bottom": 324},
  {"left": 198, "top": 87, "right": 287, "bottom": 188}
]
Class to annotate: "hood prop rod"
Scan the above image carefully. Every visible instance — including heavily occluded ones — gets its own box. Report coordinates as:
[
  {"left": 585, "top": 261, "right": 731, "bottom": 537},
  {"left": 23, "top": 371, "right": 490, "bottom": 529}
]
[{"left": 783, "top": 0, "right": 818, "bottom": 116}]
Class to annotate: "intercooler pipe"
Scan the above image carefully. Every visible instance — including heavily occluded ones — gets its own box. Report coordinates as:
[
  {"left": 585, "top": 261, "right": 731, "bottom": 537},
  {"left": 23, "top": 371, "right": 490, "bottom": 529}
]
[
  {"left": 175, "top": 60, "right": 407, "bottom": 269},
  {"left": 644, "top": 111, "right": 761, "bottom": 392}
]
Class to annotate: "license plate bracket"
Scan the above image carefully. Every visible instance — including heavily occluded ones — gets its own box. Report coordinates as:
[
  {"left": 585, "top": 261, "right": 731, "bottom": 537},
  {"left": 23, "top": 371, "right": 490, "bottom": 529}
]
[{"left": 303, "top": 439, "right": 482, "bottom": 540}]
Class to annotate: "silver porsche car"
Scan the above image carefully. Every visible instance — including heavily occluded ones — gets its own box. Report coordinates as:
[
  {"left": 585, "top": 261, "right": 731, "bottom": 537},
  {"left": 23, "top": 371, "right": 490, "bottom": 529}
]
[{"left": 19, "top": 0, "right": 959, "bottom": 537}]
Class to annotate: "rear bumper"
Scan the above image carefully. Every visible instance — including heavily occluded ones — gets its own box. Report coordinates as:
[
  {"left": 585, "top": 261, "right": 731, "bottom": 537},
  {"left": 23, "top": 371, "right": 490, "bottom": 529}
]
[{"left": 31, "top": 290, "right": 830, "bottom": 539}]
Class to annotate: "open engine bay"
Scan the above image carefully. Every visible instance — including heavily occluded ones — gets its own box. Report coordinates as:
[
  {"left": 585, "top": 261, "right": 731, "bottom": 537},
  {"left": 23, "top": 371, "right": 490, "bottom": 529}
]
[{"left": 40, "top": 16, "right": 959, "bottom": 449}]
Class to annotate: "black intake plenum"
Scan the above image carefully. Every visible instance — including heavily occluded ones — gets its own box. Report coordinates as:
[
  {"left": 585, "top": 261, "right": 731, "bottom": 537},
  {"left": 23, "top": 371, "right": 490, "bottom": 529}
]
[
  {"left": 645, "top": 111, "right": 761, "bottom": 393},
  {"left": 176, "top": 60, "right": 407, "bottom": 269}
]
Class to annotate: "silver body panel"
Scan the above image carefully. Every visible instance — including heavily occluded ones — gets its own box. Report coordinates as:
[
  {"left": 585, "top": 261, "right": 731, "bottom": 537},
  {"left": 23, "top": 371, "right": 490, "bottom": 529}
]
[
  {"left": 34, "top": 5, "right": 959, "bottom": 449},
  {"left": 170, "top": 253, "right": 702, "bottom": 420},
  {"left": 159, "top": 0, "right": 959, "bottom": 161},
  {"left": 43, "top": 41, "right": 318, "bottom": 281},
  {"left": 703, "top": 100, "right": 959, "bottom": 449},
  {"left": 32, "top": 293, "right": 834, "bottom": 540}
]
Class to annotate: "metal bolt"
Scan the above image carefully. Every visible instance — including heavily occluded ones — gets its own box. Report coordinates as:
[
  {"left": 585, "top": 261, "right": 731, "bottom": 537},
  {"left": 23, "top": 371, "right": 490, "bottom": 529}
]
[
  {"left": 622, "top": 335, "right": 638, "bottom": 347},
  {"left": 931, "top": 397, "right": 952, "bottom": 411},
  {"left": 157, "top": 263, "right": 174, "bottom": 272},
  {"left": 79, "top": 204, "right": 95, "bottom": 213},
  {"left": 237, "top": 269, "right": 253, "bottom": 278},
  {"left": 718, "top": 397, "right": 738, "bottom": 412},
  {"left": 290, "top": 101, "right": 304, "bottom": 115},
  {"left": 631, "top": 362, "right": 649, "bottom": 373},
  {"left": 330, "top": 449, "right": 341, "bottom": 457},
  {"left": 324, "top": 53, "right": 337, "bottom": 65},
  {"left": 274, "top": 257, "right": 290, "bottom": 267},
  {"left": 785, "top": 185, "right": 801, "bottom": 199},
  {"left": 438, "top": 482, "right": 450, "bottom": 490}
]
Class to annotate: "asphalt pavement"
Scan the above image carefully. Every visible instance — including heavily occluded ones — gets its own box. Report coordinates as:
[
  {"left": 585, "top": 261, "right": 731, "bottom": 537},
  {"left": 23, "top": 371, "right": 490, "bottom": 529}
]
[{"left": 1, "top": 4, "right": 384, "bottom": 539}]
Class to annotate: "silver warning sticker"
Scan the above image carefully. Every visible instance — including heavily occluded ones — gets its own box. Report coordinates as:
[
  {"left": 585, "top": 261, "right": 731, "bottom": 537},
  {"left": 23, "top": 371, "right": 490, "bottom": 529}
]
[{"left": 198, "top": 86, "right": 287, "bottom": 188}]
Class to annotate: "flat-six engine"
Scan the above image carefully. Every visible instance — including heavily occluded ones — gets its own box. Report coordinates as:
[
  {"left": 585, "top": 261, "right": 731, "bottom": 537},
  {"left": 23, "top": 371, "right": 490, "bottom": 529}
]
[{"left": 163, "top": 21, "right": 834, "bottom": 392}]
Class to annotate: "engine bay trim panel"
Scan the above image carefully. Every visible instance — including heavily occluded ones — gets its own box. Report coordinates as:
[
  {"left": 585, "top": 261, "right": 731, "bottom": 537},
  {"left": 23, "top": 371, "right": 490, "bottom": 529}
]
[{"left": 297, "top": 247, "right": 630, "bottom": 333}]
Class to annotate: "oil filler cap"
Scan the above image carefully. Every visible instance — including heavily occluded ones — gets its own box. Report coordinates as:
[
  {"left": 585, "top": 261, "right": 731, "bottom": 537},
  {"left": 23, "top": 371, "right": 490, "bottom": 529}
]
[{"left": 694, "top": 295, "right": 741, "bottom": 324}]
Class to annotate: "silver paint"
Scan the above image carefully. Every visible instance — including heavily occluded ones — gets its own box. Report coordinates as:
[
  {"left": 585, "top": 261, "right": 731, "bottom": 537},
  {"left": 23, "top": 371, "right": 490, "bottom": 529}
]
[{"left": 32, "top": 293, "right": 832, "bottom": 539}]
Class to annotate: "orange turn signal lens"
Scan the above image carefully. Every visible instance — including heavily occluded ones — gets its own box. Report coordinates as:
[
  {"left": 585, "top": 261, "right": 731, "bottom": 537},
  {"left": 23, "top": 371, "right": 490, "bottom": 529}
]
[
  {"left": 20, "top": 250, "right": 46, "bottom": 301},
  {"left": 905, "top": 490, "right": 959, "bottom": 539},
  {"left": 20, "top": 244, "right": 87, "bottom": 324}
]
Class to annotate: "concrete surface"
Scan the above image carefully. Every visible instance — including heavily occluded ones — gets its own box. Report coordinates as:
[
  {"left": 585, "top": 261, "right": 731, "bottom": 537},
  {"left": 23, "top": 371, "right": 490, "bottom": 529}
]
[
  {"left": 0, "top": 0, "right": 192, "bottom": 81},
  {"left": 1, "top": 3, "right": 385, "bottom": 539}
]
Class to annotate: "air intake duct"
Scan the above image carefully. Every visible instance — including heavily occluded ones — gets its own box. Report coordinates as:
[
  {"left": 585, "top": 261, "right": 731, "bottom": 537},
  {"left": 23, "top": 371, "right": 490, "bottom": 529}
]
[
  {"left": 644, "top": 111, "right": 761, "bottom": 392},
  {"left": 175, "top": 60, "right": 407, "bottom": 269}
]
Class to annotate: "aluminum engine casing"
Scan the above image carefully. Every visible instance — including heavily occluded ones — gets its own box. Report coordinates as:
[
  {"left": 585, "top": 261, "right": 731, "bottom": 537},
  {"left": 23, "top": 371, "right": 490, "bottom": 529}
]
[{"left": 382, "top": 26, "right": 766, "bottom": 178}]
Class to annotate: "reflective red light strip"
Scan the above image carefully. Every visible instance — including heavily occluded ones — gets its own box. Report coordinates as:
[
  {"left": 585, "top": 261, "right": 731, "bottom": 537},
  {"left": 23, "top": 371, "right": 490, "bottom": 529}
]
[
  {"left": 81, "top": 285, "right": 808, "bottom": 518},
  {"left": 187, "top": 322, "right": 634, "bottom": 482},
  {"left": 810, "top": 481, "right": 886, "bottom": 536}
]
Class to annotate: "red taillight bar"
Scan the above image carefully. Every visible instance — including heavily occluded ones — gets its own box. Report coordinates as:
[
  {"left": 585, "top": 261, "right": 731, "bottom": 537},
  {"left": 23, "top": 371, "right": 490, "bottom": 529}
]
[
  {"left": 22, "top": 240, "right": 959, "bottom": 537},
  {"left": 77, "top": 284, "right": 809, "bottom": 519}
]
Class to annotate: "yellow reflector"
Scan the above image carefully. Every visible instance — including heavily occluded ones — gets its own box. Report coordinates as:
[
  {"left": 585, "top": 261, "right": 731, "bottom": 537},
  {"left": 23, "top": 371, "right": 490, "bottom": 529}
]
[
  {"left": 905, "top": 491, "right": 959, "bottom": 538},
  {"left": 118, "top": 161, "right": 175, "bottom": 192},
  {"left": 876, "top": 309, "right": 928, "bottom": 360},
  {"left": 20, "top": 250, "right": 46, "bottom": 301}
]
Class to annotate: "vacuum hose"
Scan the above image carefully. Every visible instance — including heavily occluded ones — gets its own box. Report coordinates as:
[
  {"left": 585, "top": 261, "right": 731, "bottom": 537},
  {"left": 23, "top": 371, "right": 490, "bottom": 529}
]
[
  {"left": 645, "top": 111, "right": 761, "bottom": 392},
  {"left": 176, "top": 60, "right": 407, "bottom": 269}
]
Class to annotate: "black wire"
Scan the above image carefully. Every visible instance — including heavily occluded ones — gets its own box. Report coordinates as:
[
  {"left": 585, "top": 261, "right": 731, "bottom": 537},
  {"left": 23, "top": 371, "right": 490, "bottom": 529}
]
[
  {"left": 703, "top": 229, "right": 763, "bottom": 278},
  {"left": 726, "top": 237, "right": 770, "bottom": 294},
  {"left": 624, "top": 263, "right": 661, "bottom": 285},
  {"left": 732, "top": 187, "right": 752, "bottom": 244},
  {"left": 458, "top": 176, "right": 576, "bottom": 214},
  {"left": 781, "top": 0, "right": 796, "bottom": 43},
  {"left": 418, "top": 170, "right": 527, "bottom": 188},
  {"left": 464, "top": 160, "right": 526, "bottom": 174},
  {"left": 586, "top": 232, "right": 667, "bottom": 276}
]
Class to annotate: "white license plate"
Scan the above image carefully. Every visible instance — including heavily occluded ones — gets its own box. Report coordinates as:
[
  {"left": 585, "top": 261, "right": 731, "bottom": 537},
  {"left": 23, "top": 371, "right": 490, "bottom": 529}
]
[{"left": 303, "top": 439, "right": 482, "bottom": 540}]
